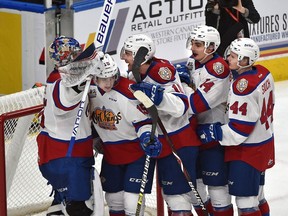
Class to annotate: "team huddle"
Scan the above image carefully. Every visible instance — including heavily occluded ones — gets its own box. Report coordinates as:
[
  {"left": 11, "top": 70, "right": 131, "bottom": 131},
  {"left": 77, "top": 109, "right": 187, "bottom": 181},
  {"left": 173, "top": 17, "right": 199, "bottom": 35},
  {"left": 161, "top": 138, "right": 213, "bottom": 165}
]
[{"left": 36, "top": 25, "right": 275, "bottom": 216}]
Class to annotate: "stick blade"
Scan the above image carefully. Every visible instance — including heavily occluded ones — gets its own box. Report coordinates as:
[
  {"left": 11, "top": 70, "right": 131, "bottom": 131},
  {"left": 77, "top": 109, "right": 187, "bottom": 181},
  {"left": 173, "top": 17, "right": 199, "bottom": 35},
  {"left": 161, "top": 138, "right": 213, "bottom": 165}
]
[{"left": 132, "top": 47, "right": 149, "bottom": 82}]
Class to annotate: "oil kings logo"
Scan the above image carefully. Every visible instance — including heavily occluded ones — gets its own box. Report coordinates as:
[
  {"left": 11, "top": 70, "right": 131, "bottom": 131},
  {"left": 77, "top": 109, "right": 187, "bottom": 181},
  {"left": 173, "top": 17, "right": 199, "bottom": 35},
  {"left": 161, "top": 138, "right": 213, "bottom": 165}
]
[{"left": 92, "top": 106, "right": 122, "bottom": 130}]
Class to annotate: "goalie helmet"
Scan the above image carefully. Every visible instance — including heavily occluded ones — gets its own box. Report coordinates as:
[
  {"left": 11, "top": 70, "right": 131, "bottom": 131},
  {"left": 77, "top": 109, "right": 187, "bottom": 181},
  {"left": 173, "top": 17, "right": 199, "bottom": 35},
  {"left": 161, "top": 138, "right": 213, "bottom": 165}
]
[
  {"left": 229, "top": 38, "right": 260, "bottom": 66},
  {"left": 186, "top": 25, "right": 220, "bottom": 53},
  {"left": 58, "top": 43, "right": 98, "bottom": 87},
  {"left": 49, "top": 35, "right": 82, "bottom": 67},
  {"left": 120, "top": 34, "right": 156, "bottom": 64},
  {"left": 94, "top": 51, "right": 120, "bottom": 80}
]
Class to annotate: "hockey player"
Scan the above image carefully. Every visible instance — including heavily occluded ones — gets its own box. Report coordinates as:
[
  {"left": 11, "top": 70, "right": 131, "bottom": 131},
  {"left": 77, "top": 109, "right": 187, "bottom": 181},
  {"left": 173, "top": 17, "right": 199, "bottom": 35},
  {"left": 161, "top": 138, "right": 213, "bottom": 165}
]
[
  {"left": 121, "top": 34, "right": 201, "bottom": 216},
  {"left": 39, "top": 36, "right": 83, "bottom": 216},
  {"left": 197, "top": 38, "right": 275, "bottom": 216},
  {"left": 90, "top": 51, "right": 162, "bottom": 216},
  {"left": 176, "top": 25, "right": 233, "bottom": 215},
  {"left": 37, "top": 42, "right": 98, "bottom": 216}
]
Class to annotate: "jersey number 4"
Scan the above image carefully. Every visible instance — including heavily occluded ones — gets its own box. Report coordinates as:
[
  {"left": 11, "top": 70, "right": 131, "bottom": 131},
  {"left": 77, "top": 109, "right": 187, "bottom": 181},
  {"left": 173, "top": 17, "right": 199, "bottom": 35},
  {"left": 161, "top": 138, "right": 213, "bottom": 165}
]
[{"left": 230, "top": 91, "right": 274, "bottom": 130}]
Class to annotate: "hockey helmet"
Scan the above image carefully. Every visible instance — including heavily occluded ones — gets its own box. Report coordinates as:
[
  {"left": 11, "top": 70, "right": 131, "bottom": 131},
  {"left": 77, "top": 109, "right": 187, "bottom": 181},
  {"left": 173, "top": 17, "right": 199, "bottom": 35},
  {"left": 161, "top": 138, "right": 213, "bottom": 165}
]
[
  {"left": 94, "top": 51, "right": 120, "bottom": 79},
  {"left": 229, "top": 38, "right": 260, "bottom": 66},
  {"left": 120, "top": 34, "right": 156, "bottom": 64},
  {"left": 186, "top": 25, "right": 220, "bottom": 53},
  {"left": 49, "top": 35, "right": 82, "bottom": 67}
]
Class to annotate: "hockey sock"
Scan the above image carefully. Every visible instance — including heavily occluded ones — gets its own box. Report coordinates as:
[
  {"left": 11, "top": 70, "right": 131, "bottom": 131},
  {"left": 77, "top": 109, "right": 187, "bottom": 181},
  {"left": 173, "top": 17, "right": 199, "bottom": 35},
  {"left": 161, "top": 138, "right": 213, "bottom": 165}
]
[
  {"left": 168, "top": 207, "right": 172, "bottom": 216},
  {"left": 171, "top": 210, "right": 193, "bottom": 216},
  {"left": 193, "top": 199, "right": 215, "bottom": 216},
  {"left": 194, "top": 207, "right": 207, "bottom": 216},
  {"left": 258, "top": 199, "right": 270, "bottom": 216},
  {"left": 239, "top": 207, "right": 261, "bottom": 216},
  {"left": 213, "top": 204, "right": 233, "bottom": 216},
  {"left": 109, "top": 210, "right": 125, "bottom": 216},
  {"left": 206, "top": 199, "right": 214, "bottom": 216}
]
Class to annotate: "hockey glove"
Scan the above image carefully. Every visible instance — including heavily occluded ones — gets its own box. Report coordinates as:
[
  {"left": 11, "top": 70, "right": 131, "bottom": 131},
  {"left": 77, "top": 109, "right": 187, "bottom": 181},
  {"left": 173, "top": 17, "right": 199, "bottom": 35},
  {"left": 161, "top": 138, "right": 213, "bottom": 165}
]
[
  {"left": 175, "top": 64, "right": 191, "bottom": 85},
  {"left": 139, "top": 132, "right": 162, "bottom": 157},
  {"left": 130, "top": 82, "right": 164, "bottom": 106},
  {"left": 196, "top": 122, "right": 223, "bottom": 144}
]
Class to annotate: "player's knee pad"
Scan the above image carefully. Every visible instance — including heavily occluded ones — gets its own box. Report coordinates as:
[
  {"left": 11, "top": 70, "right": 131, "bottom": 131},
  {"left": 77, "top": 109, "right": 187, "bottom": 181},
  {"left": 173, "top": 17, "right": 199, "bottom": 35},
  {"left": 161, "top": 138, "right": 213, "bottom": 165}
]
[
  {"left": 236, "top": 196, "right": 259, "bottom": 209},
  {"left": 124, "top": 192, "right": 145, "bottom": 216},
  {"left": 208, "top": 185, "right": 231, "bottom": 208},
  {"left": 105, "top": 191, "right": 125, "bottom": 212},
  {"left": 257, "top": 186, "right": 265, "bottom": 201},
  {"left": 162, "top": 192, "right": 192, "bottom": 211},
  {"left": 65, "top": 201, "right": 93, "bottom": 216},
  {"left": 196, "top": 178, "right": 208, "bottom": 202}
]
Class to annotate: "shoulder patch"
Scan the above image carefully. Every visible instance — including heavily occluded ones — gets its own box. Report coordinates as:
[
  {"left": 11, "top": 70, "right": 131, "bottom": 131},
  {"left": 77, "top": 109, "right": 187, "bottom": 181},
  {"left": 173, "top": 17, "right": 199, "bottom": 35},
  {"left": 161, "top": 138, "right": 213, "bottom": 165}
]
[
  {"left": 212, "top": 62, "right": 224, "bottom": 75},
  {"left": 158, "top": 67, "right": 172, "bottom": 80},
  {"left": 236, "top": 78, "right": 248, "bottom": 92}
]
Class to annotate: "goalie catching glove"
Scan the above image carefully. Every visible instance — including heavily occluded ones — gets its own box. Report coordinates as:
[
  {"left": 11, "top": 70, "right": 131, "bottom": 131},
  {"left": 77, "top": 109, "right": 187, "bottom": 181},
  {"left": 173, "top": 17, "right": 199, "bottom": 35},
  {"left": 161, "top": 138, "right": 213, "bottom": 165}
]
[
  {"left": 130, "top": 82, "right": 164, "bottom": 106},
  {"left": 196, "top": 122, "right": 223, "bottom": 144},
  {"left": 139, "top": 132, "right": 162, "bottom": 157},
  {"left": 58, "top": 43, "right": 98, "bottom": 88}
]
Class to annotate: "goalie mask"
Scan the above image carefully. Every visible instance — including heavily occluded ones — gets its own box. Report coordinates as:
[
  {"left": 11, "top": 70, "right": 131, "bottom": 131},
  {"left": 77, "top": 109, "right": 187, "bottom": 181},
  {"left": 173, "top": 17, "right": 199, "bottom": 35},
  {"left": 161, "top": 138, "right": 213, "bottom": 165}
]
[
  {"left": 120, "top": 34, "right": 156, "bottom": 64},
  {"left": 58, "top": 43, "right": 98, "bottom": 87},
  {"left": 186, "top": 25, "right": 220, "bottom": 54},
  {"left": 49, "top": 35, "right": 82, "bottom": 67}
]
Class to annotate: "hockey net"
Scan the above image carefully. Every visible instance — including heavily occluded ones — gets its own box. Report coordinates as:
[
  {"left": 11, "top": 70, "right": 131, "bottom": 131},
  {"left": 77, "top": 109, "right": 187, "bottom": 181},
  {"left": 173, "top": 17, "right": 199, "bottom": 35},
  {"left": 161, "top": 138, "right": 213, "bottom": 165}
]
[{"left": 0, "top": 87, "right": 164, "bottom": 216}]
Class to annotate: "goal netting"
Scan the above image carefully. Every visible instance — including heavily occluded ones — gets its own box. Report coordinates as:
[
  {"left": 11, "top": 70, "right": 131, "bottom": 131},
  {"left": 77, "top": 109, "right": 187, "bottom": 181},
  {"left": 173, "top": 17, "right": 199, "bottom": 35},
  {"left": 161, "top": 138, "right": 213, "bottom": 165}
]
[{"left": 0, "top": 86, "right": 164, "bottom": 216}]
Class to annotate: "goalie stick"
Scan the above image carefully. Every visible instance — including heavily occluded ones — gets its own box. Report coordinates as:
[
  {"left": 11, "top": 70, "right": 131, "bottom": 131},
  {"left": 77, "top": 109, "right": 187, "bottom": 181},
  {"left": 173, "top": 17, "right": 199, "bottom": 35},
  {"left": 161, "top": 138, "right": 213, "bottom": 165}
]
[
  {"left": 65, "top": 0, "right": 116, "bottom": 215},
  {"left": 132, "top": 47, "right": 208, "bottom": 215}
]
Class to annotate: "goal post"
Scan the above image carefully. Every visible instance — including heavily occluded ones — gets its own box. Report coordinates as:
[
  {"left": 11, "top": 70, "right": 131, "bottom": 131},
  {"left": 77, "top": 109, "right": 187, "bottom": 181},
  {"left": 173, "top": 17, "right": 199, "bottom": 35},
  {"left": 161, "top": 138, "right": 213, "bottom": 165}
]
[{"left": 0, "top": 86, "right": 165, "bottom": 216}]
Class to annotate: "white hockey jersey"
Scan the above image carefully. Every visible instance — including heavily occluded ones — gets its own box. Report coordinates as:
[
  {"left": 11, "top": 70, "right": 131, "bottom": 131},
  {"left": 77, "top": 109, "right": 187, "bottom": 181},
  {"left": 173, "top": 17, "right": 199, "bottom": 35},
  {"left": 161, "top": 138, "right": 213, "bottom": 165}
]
[
  {"left": 220, "top": 65, "right": 275, "bottom": 171},
  {"left": 186, "top": 54, "right": 231, "bottom": 125},
  {"left": 90, "top": 76, "right": 153, "bottom": 165},
  {"left": 140, "top": 57, "right": 201, "bottom": 158},
  {"left": 37, "top": 79, "right": 93, "bottom": 165}
]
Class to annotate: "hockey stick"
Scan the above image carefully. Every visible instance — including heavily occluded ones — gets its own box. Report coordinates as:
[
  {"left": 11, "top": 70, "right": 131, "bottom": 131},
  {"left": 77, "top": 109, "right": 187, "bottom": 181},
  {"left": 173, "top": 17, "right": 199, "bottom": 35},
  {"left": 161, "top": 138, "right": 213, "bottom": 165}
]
[
  {"left": 133, "top": 90, "right": 158, "bottom": 216},
  {"left": 131, "top": 47, "right": 159, "bottom": 216},
  {"left": 65, "top": 0, "right": 116, "bottom": 215},
  {"left": 132, "top": 47, "right": 208, "bottom": 215},
  {"left": 85, "top": 0, "right": 116, "bottom": 51}
]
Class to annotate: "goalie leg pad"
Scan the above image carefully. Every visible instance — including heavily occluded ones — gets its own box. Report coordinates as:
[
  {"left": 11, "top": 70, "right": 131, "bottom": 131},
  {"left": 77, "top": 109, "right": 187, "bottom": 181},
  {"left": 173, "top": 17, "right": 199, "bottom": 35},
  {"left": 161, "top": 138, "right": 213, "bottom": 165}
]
[
  {"left": 65, "top": 201, "right": 93, "bottom": 216},
  {"left": 46, "top": 203, "right": 64, "bottom": 216}
]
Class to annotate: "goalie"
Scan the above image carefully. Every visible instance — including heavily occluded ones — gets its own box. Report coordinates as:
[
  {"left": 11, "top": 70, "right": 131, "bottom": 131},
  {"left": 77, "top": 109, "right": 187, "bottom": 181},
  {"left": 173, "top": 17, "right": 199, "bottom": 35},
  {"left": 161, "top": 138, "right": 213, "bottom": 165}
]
[{"left": 37, "top": 38, "right": 100, "bottom": 216}]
